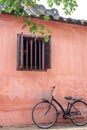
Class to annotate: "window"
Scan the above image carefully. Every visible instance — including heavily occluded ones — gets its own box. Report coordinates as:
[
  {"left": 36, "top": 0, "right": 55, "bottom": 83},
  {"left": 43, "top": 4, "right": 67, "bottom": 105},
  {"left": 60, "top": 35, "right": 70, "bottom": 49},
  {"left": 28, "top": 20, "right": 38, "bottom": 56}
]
[{"left": 17, "top": 33, "right": 51, "bottom": 71}]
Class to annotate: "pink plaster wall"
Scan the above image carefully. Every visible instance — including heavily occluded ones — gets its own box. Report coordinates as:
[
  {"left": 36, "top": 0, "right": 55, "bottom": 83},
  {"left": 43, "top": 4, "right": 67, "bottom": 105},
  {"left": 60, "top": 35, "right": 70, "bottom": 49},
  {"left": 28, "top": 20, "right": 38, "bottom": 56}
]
[{"left": 0, "top": 14, "right": 87, "bottom": 126}]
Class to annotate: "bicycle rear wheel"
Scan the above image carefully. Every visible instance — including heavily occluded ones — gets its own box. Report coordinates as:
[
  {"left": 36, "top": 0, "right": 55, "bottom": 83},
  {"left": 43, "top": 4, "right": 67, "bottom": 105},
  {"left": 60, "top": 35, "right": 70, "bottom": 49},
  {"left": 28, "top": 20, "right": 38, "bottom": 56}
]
[
  {"left": 32, "top": 100, "right": 58, "bottom": 129},
  {"left": 70, "top": 101, "right": 87, "bottom": 126}
]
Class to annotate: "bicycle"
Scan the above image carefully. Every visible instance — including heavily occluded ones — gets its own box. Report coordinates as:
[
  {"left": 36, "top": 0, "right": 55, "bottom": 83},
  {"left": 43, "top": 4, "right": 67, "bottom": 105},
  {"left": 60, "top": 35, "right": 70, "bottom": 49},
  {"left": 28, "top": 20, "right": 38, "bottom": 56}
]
[{"left": 32, "top": 86, "right": 87, "bottom": 129}]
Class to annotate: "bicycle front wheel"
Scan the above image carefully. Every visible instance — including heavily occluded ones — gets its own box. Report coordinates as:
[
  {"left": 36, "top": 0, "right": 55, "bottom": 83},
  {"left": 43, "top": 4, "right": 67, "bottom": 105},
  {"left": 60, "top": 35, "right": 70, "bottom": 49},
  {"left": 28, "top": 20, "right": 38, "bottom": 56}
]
[
  {"left": 32, "top": 100, "right": 58, "bottom": 129},
  {"left": 70, "top": 101, "right": 87, "bottom": 126}
]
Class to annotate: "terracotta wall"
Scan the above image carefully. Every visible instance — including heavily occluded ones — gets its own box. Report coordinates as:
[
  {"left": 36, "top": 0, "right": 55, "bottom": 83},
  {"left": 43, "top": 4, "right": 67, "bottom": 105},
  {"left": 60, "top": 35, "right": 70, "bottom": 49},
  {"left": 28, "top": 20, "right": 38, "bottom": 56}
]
[{"left": 0, "top": 14, "right": 87, "bottom": 126}]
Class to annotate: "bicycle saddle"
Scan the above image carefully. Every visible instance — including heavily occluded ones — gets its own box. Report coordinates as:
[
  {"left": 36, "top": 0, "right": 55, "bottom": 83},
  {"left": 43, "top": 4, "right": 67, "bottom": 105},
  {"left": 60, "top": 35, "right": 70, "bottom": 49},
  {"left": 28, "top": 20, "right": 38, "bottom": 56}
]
[
  {"left": 73, "top": 97, "right": 83, "bottom": 101},
  {"left": 65, "top": 96, "right": 83, "bottom": 101},
  {"left": 64, "top": 96, "right": 73, "bottom": 100}
]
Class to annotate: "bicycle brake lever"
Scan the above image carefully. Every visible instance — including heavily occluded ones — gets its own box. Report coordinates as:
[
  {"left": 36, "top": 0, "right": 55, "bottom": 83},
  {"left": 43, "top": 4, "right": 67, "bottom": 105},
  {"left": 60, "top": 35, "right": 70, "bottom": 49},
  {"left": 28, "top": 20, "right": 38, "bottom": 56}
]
[{"left": 52, "top": 86, "right": 56, "bottom": 89}]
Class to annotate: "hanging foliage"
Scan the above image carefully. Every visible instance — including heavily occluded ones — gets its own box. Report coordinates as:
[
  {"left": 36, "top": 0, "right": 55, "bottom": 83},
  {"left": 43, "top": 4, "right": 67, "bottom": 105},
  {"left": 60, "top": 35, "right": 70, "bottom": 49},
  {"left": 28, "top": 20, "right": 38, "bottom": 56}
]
[{"left": 0, "top": 0, "right": 78, "bottom": 42}]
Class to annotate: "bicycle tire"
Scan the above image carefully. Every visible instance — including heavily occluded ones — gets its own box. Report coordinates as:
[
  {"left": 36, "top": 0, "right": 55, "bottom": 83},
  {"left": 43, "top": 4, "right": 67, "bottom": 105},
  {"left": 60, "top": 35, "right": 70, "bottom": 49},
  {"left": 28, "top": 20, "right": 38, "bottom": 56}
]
[
  {"left": 32, "top": 100, "right": 58, "bottom": 129},
  {"left": 70, "top": 100, "right": 87, "bottom": 126}
]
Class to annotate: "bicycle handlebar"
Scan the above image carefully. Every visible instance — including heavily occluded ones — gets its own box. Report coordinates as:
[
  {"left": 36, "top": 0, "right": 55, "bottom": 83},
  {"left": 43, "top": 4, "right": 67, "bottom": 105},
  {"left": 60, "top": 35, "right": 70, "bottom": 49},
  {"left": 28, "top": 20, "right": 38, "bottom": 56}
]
[{"left": 50, "top": 86, "right": 56, "bottom": 96}]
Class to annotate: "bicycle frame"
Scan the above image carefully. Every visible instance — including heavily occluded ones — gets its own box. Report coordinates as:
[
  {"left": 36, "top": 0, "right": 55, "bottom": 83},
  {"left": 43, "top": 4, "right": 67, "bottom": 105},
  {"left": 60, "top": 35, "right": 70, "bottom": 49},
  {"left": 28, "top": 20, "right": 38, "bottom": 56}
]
[
  {"left": 51, "top": 96, "right": 73, "bottom": 118},
  {"left": 33, "top": 93, "right": 87, "bottom": 128}
]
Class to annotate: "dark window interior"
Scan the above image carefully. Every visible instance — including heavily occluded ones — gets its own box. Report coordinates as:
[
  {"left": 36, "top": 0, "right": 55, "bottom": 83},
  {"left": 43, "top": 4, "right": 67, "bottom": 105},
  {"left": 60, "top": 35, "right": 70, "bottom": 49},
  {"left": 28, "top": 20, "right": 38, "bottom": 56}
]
[{"left": 17, "top": 34, "right": 51, "bottom": 71}]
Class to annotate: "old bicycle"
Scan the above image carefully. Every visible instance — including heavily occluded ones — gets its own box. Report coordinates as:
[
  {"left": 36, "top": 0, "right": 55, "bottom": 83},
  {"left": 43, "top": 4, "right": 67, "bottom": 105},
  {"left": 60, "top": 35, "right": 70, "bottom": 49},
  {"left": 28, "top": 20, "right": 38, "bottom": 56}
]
[{"left": 32, "top": 86, "right": 87, "bottom": 129}]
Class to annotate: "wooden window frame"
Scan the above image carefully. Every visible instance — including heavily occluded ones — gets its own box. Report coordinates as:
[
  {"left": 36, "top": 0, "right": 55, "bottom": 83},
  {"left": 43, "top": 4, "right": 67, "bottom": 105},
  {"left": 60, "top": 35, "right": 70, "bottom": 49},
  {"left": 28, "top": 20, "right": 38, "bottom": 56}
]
[{"left": 17, "top": 33, "right": 51, "bottom": 71}]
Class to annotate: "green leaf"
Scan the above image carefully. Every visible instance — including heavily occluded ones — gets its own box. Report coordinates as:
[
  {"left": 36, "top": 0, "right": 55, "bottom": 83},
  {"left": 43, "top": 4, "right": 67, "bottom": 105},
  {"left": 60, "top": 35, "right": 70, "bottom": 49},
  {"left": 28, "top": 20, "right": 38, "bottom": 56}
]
[
  {"left": 30, "top": 25, "right": 38, "bottom": 33},
  {"left": 24, "top": 18, "right": 31, "bottom": 25},
  {"left": 0, "top": 0, "right": 78, "bottom": 37},
  {"left": 37, "top": 11, "right": 42, "bottom": 15},
  {"left": 47, "top": 29, "right": 52, "bottom": 34},
  {"left": 31, "top": 22, "right": 36, "bottom": 26},
  {"left": 22, "top": 24, "right": 27, "bottom": 30},
  {"left": 30, "top": 27, "right": 34, "bottom": 33},
  {"left": 54, "top": 0, "right": 61, "bottom": 6},
  {"left": 39, "top": 24, "right": 45, "bottom": 30},
  {"left": 44, "top": 36, "right": 49, "bottom": 43},
  {"left": 21, "top": 11, "right": 28, "bottom": 16},
  {"left": 0, "top": 10, "right": 2, "bottom": 14},
  {"left": 0, "top": 0, "right": 78, "bottom": 16},
  {"left": 0, "top": 0, "right": 4, "bottom": 4},
  {"left": 40, "top": 31, "right": 45, "bottom": 35},
  {"left": 47, "top": 0, "right": 53, "bottom": 7},
  {"left": 44, "top": 15, "right": 50, "bottom": 20}
]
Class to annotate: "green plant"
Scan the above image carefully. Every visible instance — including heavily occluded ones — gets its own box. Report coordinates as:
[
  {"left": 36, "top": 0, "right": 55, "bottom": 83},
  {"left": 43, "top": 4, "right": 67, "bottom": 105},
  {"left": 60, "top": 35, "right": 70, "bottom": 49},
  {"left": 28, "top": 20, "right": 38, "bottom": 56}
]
[{"left": 0, "top": 0, "right": 78, "bottom": 42}]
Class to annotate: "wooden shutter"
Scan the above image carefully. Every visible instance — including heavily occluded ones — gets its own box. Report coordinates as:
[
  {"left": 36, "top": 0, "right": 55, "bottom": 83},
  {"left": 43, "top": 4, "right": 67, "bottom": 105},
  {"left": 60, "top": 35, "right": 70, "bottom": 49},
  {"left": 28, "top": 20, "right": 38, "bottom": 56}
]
[
  {"left": 17, "top": 33, "right": 24, "bottom": 70},
  {"left": 44, "top": 37, "right": 51, "bottom": 69}
]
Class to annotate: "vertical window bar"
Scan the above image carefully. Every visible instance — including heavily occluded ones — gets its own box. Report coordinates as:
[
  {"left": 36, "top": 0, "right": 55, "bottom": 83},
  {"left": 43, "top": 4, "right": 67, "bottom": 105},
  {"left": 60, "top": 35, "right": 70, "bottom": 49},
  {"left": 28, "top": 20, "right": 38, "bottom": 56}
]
[
  {"left": 35, "top": 39, "right": 37, "bottom": 69},
  {"left": 20, "top": 33, "right": 24, "bottom": 69},
  {"left": 30, "top": 39, "right": 33, "bottom": 69},
  {"left": 17, "top": 34, "right": 20, "bottom": 69},
  {"left": 44, "top": 36, "right": 51, "bottom": 69},
  {"left": 39, "top": 40, "right": 41, "bottom": 69},
  {"left": 42, "top": 40, "right": 44, "bottom": 70},
  {"left": 26, "top": 38, "right": 28, "bottom": 69}
]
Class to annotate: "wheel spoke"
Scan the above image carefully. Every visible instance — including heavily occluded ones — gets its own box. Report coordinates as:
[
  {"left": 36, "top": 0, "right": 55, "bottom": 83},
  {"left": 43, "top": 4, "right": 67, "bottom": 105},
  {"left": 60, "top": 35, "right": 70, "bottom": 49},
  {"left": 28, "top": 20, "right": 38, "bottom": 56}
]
[
  {"left": 32, "top": 101, "right": 58, "bottom": 128},
  {"left": 70, "top": 101, "right": 87, "bottom": 126}
]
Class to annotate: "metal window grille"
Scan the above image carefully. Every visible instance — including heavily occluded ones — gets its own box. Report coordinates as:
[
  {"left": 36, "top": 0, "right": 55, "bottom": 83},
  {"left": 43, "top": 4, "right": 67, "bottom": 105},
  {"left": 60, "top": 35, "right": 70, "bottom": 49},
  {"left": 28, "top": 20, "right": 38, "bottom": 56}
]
[{"left": 17, "top": 33, "right": 51, "bottom": 71}]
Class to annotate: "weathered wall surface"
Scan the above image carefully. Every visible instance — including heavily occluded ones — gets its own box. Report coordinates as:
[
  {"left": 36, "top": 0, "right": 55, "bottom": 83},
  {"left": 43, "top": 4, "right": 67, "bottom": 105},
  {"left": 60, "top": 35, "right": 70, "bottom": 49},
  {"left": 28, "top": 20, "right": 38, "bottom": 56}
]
[{"left": 0, "top": 14, "right": 87, "bottom": 126}]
